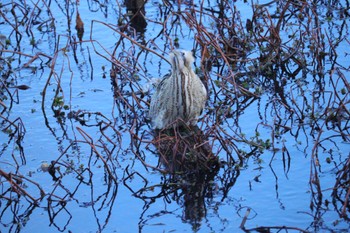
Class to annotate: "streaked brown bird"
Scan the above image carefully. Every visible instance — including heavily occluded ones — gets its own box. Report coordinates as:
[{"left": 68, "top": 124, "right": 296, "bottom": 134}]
[{"left": 149, "top": 50, "right": 207, "bottom": 129}]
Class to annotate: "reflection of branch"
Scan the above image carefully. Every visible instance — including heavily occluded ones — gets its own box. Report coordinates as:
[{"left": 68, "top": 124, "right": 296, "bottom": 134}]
[
  {"left": 0, "top": 169, "right": 45, "bottom": 204},
  {"left": 90, "top": 20, "right": 169, "bottom": 63},
  {"left": 242, "top": 224, "right": 308, "bottom": 233},
  {"left": 76, "top": 127, "right": 118, "bottom": 184},
  {"left": 332, "top": 156, "right": 350, "bottom": 220},
  {"left": 47, "top": 197, "right": 73, "bottom": 232}
]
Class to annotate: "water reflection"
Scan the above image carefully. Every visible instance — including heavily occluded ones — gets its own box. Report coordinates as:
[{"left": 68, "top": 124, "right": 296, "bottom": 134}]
[
  {"left": 44, "top": 127, "right": 119, "bottom": 232},
  {"left": 123, "top": 126, "right": 221, "bottom": 230},
  {"left": 125, "top": 0, "right": 147, "bottom": 36},
  {"left": 154, "top": 126, "right": 219, "bottom": 228},
  {"left": 126, "top": 124, "right": 244, "bottom": 231}
]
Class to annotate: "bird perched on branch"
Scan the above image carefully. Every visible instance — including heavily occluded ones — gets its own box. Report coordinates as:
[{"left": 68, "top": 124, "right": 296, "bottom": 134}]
[{"left": 149, "top": 50, "right": 207, "bottom": 129}]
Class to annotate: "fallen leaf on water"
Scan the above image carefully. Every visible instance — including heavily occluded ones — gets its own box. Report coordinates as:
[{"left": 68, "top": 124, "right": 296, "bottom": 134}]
[
  {"left": 14, "top": 85, "right": 31, "bottom": 90},
  {"left": 76, "top": 11, "right": 84, "bottom": 41}
]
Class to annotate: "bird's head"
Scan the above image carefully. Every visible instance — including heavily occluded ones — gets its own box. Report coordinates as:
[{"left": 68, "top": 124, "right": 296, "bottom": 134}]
[{"left": 169, "top": 50, "right": 195, "bottom": 72}]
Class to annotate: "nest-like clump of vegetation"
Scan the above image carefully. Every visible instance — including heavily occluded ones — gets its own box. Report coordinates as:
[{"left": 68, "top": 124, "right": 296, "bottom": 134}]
[{"left": 153, "top": 125, "right": 220, "bottom": 174}]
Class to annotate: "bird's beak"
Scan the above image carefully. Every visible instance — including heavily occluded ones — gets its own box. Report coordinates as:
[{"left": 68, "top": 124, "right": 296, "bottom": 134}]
[{"left": 171, "top": 52, "right": 181, "bottom": 70}]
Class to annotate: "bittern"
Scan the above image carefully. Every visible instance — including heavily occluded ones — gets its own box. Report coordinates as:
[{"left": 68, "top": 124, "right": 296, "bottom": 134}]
[{"left": 149, "top": 50, "right": 207, "bottom": 129}]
